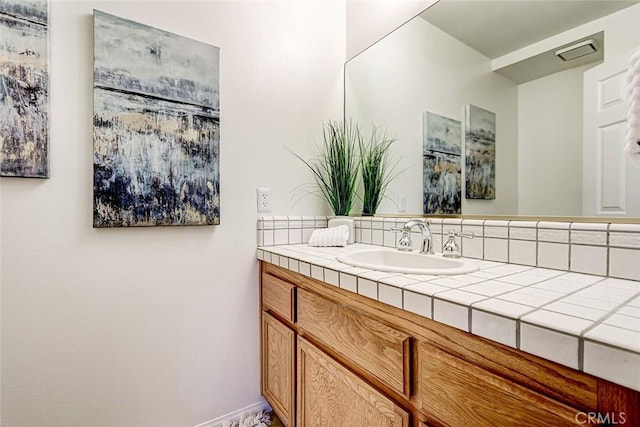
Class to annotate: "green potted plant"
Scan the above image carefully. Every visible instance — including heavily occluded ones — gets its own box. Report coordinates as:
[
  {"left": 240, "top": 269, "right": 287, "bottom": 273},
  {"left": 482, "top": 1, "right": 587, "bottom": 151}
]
[
  {"left": 358, "top": 126, "right": 402, "bottom": 216},
  {"left": 286, "top": 120, "right": 360, "bottom": 216}
]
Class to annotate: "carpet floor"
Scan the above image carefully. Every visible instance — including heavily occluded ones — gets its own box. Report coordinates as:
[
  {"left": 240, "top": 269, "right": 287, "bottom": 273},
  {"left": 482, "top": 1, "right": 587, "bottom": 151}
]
[{"left": 269, "top": 412, "right": 285, "bottom": 427}]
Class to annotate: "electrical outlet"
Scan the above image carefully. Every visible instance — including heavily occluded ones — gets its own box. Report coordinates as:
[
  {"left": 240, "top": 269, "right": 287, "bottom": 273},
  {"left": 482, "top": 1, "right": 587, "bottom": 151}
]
[
  {"left": 257, "top": 187, "right": 272, "bottom": 213},
  {"left": 398, "top": 193, "right": 407, "bottom": 213}
]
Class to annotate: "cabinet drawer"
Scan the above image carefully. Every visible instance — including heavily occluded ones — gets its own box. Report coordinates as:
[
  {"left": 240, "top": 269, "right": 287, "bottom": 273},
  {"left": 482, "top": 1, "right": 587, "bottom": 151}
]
[
  {"left": 418, "top": 343, "right": 584, "bottom": 426},
  {"left": 297, "top": 288, "right": 411, "bottom": 397},
  {"left": 262, "top": 273, "right": 295, "bottom": 323}
]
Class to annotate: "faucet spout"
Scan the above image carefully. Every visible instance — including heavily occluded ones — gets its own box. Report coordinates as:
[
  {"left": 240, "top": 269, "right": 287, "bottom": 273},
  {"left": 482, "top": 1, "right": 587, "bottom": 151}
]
[{"left": 401, "top": 219, "right": 434, "bottom": 254}]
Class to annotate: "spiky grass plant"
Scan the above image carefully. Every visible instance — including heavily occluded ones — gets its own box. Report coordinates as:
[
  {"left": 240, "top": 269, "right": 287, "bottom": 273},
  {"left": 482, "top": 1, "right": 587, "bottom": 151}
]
[
  {"left": 286, "top": 121, "right": 360, "bottom": 216},
  {"left": 359, "top": 126, "right": 401, "bottom": 216}
]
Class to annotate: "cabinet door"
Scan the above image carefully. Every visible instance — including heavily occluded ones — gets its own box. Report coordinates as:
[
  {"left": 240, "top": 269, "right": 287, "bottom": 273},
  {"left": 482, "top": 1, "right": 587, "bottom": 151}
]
[
  {"left": 262, "top": 312, "right": 295, "bottom": 427},
  {"left": 297, "top": 336, "right": 409, "bottom": 427},
  {"left": 418, "top": 343, "right": 583, "bottom": 426}
]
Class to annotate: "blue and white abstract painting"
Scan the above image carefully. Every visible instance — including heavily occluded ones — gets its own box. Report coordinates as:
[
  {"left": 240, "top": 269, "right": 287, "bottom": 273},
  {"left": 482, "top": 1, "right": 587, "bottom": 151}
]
[
  {"left": 0, "top": 0, "right": 49, "bottom": 177},
  {"left": 93, "top": 10, "right": 220, "bottom": 227},
  {"left": 465, "top": 104, "right": 495, "bottom": 200},
  {"left": 423, "top": 111, "right": 461, "bottom": 214}
]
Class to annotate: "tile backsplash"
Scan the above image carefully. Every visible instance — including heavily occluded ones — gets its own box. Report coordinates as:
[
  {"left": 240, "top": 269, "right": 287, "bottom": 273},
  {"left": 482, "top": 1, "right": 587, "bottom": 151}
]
[{"left": 257, "top": 216, "right": 640, "bottom": 281}]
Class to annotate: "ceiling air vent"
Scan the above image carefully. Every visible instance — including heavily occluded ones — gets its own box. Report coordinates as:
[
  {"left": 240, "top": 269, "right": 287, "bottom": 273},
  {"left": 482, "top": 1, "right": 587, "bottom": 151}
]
[{"left": 555, "top": 39, "right": 598, "bottom": 61}]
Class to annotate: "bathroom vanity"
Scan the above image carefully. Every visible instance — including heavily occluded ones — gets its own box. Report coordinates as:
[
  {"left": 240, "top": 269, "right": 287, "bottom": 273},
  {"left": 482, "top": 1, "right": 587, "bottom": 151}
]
[{"left": 259, "top": 252, "right": 640, "bottom": 426}]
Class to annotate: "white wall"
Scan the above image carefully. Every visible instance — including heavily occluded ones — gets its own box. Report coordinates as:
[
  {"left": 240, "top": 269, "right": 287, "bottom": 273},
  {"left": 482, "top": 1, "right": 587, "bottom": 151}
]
[
  {"left": 1, "top": 1, "right": 345, "bottom": 426},
  {"left": 517, "top": 66, "right": 588, "bottom": 216},
  {"left": 345, "top": 0, "right": 435, "bottom": 59},
  {"left": 345, "top": 15, "right": 518, "bottom": 215}
]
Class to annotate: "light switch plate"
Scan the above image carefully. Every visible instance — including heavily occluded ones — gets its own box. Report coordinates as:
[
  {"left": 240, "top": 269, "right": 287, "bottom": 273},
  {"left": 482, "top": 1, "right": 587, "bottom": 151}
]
[{"left": 398, "top": 193, "right": 407, "bottom": 212}]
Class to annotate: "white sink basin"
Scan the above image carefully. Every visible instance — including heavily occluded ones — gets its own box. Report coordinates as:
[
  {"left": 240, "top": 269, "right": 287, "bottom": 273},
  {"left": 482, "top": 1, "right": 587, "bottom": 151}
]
[{"left": 337, "top": 248, "right": 479, "bottom": 275}]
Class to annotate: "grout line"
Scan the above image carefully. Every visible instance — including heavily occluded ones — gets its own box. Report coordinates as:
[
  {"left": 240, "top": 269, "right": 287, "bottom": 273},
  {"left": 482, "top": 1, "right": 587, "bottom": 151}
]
[
  {"left": 507, "top": 221, "right": 511, "bottom": 264},
  {"left": 578, "top": 338, "right": 584, "bottom": 371},
  {"left": 606, "top": 223, "right": 611, "bottom": 277},
  {"left": 535, "top": 223, "right": 539, "bottom": 267},
  {"left": 430, "top": 295, "right": 435, "bottom": 319},
  {"left": 568, "top": 223, "right": 573, "bottom": 272}
]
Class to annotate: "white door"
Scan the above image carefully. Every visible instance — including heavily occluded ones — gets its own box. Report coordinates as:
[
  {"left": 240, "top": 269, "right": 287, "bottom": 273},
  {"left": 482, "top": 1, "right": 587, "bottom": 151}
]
[{"left": 583, "top": 50, "right": 640, "bottom": 217}]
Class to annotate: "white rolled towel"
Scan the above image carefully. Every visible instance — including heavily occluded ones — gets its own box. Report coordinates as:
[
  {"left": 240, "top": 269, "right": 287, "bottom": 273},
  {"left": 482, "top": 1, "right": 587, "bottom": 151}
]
[
  {"left": 626, "top": 46, "right": 640, "bottom": 166},
  {"left": 308, "top": 225, "right": 349, "bottom": 247}
]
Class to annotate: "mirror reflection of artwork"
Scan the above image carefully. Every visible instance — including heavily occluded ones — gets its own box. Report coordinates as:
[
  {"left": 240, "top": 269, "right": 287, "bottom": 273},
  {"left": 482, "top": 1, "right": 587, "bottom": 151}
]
[
  {"left": 93, "top": 11, "right": 220, "bottom": 228},
  {"left": 0, "top": 0, "right": 49, "bottom": 177},
  {"left": 465, "top": 104, "right": 496, "bottom": 200},
  {"left": 423, "top": 112, "right": 461, "bottom": 214}
]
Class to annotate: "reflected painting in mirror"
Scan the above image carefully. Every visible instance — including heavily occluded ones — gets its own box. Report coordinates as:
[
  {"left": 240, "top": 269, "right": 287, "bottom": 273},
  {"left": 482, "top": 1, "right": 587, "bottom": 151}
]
[{"left": 423, "top": 111, "right": 461, "bottom": 214}]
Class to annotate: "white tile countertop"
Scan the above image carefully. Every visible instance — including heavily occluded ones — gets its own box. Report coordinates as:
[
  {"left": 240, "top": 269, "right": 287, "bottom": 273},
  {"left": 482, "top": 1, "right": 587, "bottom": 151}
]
[{"left": 257, "top": 243, "right": 640, "bottom": 392}]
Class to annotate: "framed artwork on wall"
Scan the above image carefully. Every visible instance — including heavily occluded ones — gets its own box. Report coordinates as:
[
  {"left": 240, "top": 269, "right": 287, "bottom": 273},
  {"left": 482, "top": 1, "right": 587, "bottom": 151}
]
[
  {"left": 423, "top": 111, "right": 462, "bottom": 214},
  {"left": 465, "top": 104, "right": 496, "bottom": 200},
  {"left": 0, "top": 0, "right": 49, "bottom": 178},
  {"left": 93, "top": 10, "right": 220, "bottom": 227}
]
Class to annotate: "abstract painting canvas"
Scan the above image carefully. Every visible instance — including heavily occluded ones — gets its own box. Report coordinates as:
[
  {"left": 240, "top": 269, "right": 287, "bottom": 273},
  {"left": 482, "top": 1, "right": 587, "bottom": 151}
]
[
  {"left": 465, "top": 104, "right": 495, "bottom": 200},
  {"left": 0, "top": 0, "right": 49, "bottom": 177},
  {"left": 93, "top": 11, "right": 220, "bottom": 227},
  {"left": 423, "top": 111, "right": 461, "bottom": 214}
]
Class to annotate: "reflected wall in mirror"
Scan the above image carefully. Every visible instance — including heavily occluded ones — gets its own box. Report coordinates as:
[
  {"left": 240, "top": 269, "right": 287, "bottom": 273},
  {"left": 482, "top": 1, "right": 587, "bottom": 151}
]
[{"left": 345, "top": 0, "right": 640, "bottom": 218}]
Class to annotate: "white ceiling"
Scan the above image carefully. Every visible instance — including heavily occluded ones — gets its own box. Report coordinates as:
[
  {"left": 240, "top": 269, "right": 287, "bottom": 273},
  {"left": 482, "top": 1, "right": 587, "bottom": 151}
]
[{"left": 422, "top": 0, "right": 639, "bottom": 59}]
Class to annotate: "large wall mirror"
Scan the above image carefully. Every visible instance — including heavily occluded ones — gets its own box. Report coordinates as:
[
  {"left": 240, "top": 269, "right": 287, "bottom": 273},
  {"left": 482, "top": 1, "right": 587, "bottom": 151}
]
[{"left": 345, "top": 0, "right": 640, "bottom": 219}]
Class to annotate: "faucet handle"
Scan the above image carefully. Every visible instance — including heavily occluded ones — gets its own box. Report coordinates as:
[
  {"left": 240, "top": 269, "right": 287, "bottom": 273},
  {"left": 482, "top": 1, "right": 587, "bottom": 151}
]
[
  {"left": 391, "top": 227, "right": 413, "bottom": 251},
  {"left": 443, "top": 229, "right": 474, "bottom": 258},
  {"left": 456, "top": 231, "right": 474, "bottom": 239},
  {"left": 447, "top": 229, "right": 474, "bottom": 240}
]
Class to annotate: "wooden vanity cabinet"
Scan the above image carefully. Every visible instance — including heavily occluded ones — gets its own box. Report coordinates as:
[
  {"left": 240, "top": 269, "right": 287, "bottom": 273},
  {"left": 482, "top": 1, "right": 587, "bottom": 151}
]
[{"left": 260, "top": 262, "right": 639, "bottom": 427}]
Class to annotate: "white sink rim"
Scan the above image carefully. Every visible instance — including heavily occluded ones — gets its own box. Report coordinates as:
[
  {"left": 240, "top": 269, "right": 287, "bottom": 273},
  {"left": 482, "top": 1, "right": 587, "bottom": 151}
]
[{"left": 337, "top": 248, "right": 479, "bottom": 275}]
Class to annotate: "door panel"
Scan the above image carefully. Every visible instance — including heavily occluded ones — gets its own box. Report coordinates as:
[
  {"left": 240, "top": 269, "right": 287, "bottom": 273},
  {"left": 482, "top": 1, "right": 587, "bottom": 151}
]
[{"left": 583, "top": 51, "right": 640, "bottom": 216}]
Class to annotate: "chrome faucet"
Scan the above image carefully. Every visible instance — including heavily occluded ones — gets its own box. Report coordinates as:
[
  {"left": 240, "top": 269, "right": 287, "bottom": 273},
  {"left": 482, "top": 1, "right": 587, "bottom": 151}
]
[{"left": 392, "top": 219, "right": 434, "bottom": 254}]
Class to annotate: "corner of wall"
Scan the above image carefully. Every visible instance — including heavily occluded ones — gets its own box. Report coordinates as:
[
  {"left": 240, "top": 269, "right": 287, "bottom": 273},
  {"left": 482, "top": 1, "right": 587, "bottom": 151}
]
[{"left": 345, "top": 0, "right": 436, "bottom": 60}]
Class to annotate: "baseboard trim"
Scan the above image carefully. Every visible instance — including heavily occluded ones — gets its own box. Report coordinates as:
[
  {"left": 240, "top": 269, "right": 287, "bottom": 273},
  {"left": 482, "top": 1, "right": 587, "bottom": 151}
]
[{"left": 193, "top": 398, "right": 272, "bottom": 427}]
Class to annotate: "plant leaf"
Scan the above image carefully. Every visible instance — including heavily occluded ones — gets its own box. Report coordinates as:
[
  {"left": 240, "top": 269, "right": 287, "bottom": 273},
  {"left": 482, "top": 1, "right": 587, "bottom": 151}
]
[{"left": 285, "top": 120, "right": 360, "bottom": 216}]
